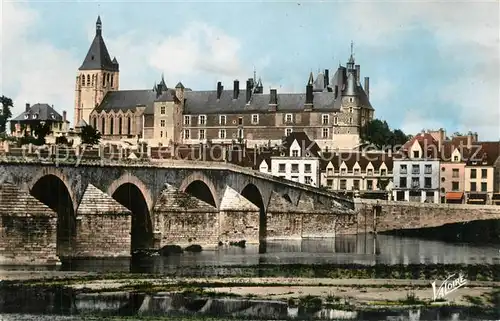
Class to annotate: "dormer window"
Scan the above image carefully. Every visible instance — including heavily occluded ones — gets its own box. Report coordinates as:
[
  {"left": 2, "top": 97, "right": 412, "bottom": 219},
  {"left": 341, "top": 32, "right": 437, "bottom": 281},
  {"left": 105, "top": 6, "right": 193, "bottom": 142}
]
[
  {"left": 32, "top": 113, "right": 38, "bottom": 119},
  {"left": 50, "top": 113, "right": 55, "bottom": 119},
  {"left": 24, "top": 114, "right": 29, "bottom": 119},
  {"left": 413, "top": 151, "right": 419, "bottom": 158}
]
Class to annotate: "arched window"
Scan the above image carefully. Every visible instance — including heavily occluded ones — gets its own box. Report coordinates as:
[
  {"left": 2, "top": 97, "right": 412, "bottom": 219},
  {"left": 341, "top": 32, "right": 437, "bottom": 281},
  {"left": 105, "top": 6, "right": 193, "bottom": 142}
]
[
  {"left": 91, "top": 74, "right": 95, "bottom": 86},
  {"left": 102, "top": 73, "right": 106, "bottom": 86},
  {"left": 81, "top": 75, "right": 85, "bottom": 86},
  {"left": 127, "top": 117, "right": 131, "bottom": 135},
  {"left": 92, "top": 117, "right": 97, "bottom": 129},
  {"left": 111, "top": 75, "right": 114, "bottom": 87},
  {"left": 110, "top": 117, "right": 114, "bottom": 135},
  {"left": 101, "top": 117, "right": 106, "bottom": 134},
  {"left": 86, "top": 75, "right": 90, "bottom": 86},
  {"left": 118, "top": 117, "right": 122, "bottom": 135},
  {"left": 107, "top": 73, "right": 110, "bottom": 86}
]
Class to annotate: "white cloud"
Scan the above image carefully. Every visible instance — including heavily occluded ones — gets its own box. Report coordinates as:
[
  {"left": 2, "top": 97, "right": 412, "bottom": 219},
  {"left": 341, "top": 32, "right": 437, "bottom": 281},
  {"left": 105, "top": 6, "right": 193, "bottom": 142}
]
[
  {"left": 1, "top": 2, "right": 79, "bottom": 125},
  {"left": 148, "top": 22, "right": 254, "bottom": 89},
  {"left": 342, "top": 1, "right": 500, "bottom": 140}
]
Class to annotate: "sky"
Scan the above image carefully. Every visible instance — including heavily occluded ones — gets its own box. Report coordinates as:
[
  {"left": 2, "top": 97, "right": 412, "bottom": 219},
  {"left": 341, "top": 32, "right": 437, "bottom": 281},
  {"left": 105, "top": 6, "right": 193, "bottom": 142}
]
[{"left": 1, "top": 0, "right": 499, "bottom": 140}]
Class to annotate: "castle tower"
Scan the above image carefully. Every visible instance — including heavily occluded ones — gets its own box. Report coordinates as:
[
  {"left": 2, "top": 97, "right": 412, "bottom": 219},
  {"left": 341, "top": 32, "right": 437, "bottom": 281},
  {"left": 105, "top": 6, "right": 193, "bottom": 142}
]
[{"left": 74, "top": 16, "right": 119, "bottom": 127}]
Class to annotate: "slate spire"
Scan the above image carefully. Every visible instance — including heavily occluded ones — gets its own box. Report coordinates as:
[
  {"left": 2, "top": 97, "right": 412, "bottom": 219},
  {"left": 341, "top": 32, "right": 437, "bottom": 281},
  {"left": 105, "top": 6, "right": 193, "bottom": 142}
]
[{"left": 79, "top": 16, "right": 118, "bottom": 71}]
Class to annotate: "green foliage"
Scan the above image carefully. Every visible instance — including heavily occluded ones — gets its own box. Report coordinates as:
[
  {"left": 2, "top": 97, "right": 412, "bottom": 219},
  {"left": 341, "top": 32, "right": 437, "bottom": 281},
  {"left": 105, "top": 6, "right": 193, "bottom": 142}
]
[
  {"left": 55, "top": 135, "right": 71, "bottom": 146},
  {"left": 79, "top": 125, "right": 101, "bottom": 145},
  {"left": 360, "top": 119, "right": 409, "bottom": 150},
  {"left": 0, "top": 96, "right": 13, "bottom": 134},
  {"left": 31, "top": 122, "right": 52, "bottom": 145}
]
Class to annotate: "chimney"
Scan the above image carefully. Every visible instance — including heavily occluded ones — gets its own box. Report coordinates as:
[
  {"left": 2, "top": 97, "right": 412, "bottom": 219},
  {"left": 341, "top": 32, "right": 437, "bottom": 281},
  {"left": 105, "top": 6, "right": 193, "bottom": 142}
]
[
  {"left": 438, "top": 128, "right": 445, "bottom": 151},
  {"left": 305, "top": 83, "right": 313, "bottom": 107},
  {"left": 63, "top": 111, "right": 67, "bottom": 122},
  {"left": 364, "top": 77, "right": 370, "bottom": 100},
  {"left": 233, "top": 80, "right": 240, "bottom": 99},
  {"left": 217, "top": 81, "right": 223, "bottom": 99},
  {"left": 25, "top": 103, "right": 30, "bottom": 112},
  {"left": 324, "top": 69, "right": 329, "bottom": 87},
  {"left": 268, "top": 89, "right": 278, "bottom": 111},
  {"left": 355, "top": 65, "right": 360, "bottom": 84},
  {"left": 474, "top": 132, "right": 478, "bottom": 143},
  {"left": 245, "top": 79, "right": 252, "bottom": 103},
  {"left": 466, "top": 131, "right": 474, "bottom": 149}
]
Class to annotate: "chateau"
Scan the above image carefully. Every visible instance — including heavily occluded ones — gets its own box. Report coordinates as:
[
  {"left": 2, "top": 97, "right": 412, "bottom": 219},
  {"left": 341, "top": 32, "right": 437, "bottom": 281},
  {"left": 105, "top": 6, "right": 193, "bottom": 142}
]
[{"left": 74, "top": 17, "right": 375, "bottom": 150}]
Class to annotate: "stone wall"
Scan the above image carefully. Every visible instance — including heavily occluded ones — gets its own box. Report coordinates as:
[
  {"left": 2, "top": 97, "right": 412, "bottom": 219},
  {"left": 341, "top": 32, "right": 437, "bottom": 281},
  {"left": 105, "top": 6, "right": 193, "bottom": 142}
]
[
  {"left": 157, "top": 211, "right": 220, "bottom": 246},
  {"left": 349, "top": 199, "right": 500, "bottom": 234},
  {"left": 0, "top": 215, "right": 59, "bottom": 265},
  {"left": 266, "top": 212, "right": 302, "bottom": 240},
  {"left": 219, "top": 210, "right": 259, "bottom": 244},
  {"left": 72, "top": 214, "right": 131, "bottom": 257}
]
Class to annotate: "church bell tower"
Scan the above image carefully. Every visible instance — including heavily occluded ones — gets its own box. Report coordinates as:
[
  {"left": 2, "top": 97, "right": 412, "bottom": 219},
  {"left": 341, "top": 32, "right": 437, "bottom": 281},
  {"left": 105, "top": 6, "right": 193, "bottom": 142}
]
[{"left": 74, "top": 16, "right": 120, "bottom": 127}]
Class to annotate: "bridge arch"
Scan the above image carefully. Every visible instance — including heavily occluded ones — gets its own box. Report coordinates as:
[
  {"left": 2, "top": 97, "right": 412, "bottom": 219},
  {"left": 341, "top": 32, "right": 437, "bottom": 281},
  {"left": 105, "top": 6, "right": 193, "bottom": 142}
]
[
  {"left": 28, "top": 167, "right": 78, "bottom": 212},
  {"left": 179, "top": 172, "right": 219, "bottom": 208},
  {"left": 240, "top": 183, "right": 267, "bottom": 242},
  {"left": 108, "top": 173, "right": 154, "bottom": 251},
  {"left": 30, "top": 173, "right": 75, "bottom": 256}
]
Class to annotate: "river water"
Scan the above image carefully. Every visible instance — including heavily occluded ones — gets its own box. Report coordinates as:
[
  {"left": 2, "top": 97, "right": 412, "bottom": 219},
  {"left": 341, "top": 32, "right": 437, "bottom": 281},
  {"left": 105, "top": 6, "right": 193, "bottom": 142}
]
[{"left": 48, "top": 234, "right": 500, "bottom": 274}]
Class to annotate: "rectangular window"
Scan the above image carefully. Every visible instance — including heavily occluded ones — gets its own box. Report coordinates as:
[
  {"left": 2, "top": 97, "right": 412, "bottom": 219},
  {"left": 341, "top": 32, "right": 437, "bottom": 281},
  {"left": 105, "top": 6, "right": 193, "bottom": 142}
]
[
  {"left": 183, "top": 129, "right": 190, "bottom": 139},
  {"left": 322, "top": 128, "right": 329, "bottom": 138},
  {"left": 412, "top": 177, "right": 419, "bottom": 188},
  {"left": 291, "top": 164, "right": 299, "bottom": 173},
  {"left": 322, "top": 114, "right": 329, "bottom": 125},
  {"left": 452, "top": 181, "right": 459, "bottom": 191},
  {"left": 367, "top": 180, "right": 373, "bottom": 190},
  {"left": 304, "top": 164, "right": 312, "bottom": 173},
  {"left": 199, "top": 115, "right": 206, "bottom": 125},
  {"left": 424, "top": 177, "right": 432, "bottom": 188},
  {"left": 341, "top": 168, "right": 346, "bottom": 175},
  {"left": 413, "top": 151, "right": 419, "bottom": 158},
  {"left": 278, "top": 164, "right": 286, "bottom": 173},
  {"left": 481, "top": 169, "right": 487, "bottom": 178},
  {"left": 160, "top": 119, "right": 165, "bottom": 127},
  {"left": 252, "top": 114, "right": 259, "bottom": 124},
  {"left": 238, "top": 117, "right": 243, "bottom": 125},
  {"left": 470, "top": 182, "right": 477, "bottom": 191},
  {"left": 184, "top": 115, "right": 190, "bottom": 125},
  {"left": 160, "top": 106, "right": 166, "bottom": 115},
  {"left": 353, "top": 179, "right": 360, "bottom": 190},
  {"left": 219, "top": 115, "right": 226, "bottom": 125},
  {"left": 199, "top": 129, "right": 205, "bottom": 140},
  {"left": 481, "top": 182, "right": 487, "bottom": 192},
  {"left": 354, "top": 168, "right": 360, "bottom": 175},
  {"left": 399, "top": 177, "right": 407, "bottom": 188},
  {"left": 470, "top": 169, "right": 477, "bottom": 179},
  {"left": 333, "top": 116, "right": 338, "bottom": 125},
  {"left": 349, "top": 117, "right": 353, "bottom": 124},
  {"left": 285, "top": 114, "right": 293, "bottom": 123},
  {"left": 291, "top": 176, "right": 299, "bottom": 182},
  {"left": 305, "top": 176, "right": 312, "bottom": 185},
  {"left": 340, "top": 179, "right": 347, "bottom": 190},
  {"left": 400, "top": 165, "right": 407, "bottom": 174},
  {"left": 292, "top": 150, "right": 299, "bottom": 157},
  {"left": 327, "top": 179, "right": 333, "bottom": 186},
  {"left": 452, "top": 168, "right": 459, "bottom": 178},
  {"left": 453, "top": 155, "right": 459, "bottom": 162},
  {"left": 219, "top": 129, "right": 226, "bottom": 139},
  {"left": 412, "top": 164, "right": 420, "bottom": 174},
  {"left": 424, "top": 165, "right": 432, "bottom": 174},
  {"left": 285, "top": 128, "right": 292, "bottom": 136},
  {"left": 381, "top": 169, "right": 387, "bottom": 176},
  {"left": 367, "top": 169, "right": 373, "bottom": 176},
  {"left": 238, "top": 128, "right": 244, "bottom": 139},
  {"left": 327, "top": 168, "right": 333, "bottom": 176},
  {"left": 160, "top": 131, "right": 163, "bottom": 138}
]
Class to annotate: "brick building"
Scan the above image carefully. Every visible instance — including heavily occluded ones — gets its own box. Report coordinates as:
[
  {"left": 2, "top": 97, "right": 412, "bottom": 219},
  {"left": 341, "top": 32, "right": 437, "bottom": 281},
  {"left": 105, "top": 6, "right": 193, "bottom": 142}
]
[{"left": 75, "top": 17, "right": 375, "bottom": 151}]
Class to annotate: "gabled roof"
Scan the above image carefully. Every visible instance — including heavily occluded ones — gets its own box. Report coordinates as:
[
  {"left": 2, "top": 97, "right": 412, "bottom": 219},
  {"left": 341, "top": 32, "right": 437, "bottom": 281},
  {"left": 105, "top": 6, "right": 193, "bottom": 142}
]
[
  {"left": 466, "top": 141, "right": 500, "bottom": 166},
  {"left": 0, "top": 183, "right": 55, "bottom": 216},
  {"left": 79, "top": 16, "right": 118, "bottom": 71},
  {"left": 319, "top": 152, "right": 394, "bottom": 171},
  {"left": 11, "top": 103, "right": 65, "bottom": 122},
  {"left": 282, "top": 131, "right": 321, "bottom": 157},
  {"left": 154, "top": 184, "right": 218, "bottom": 212},
  {"left": 77, "top": 184, "right": 130, "bottom": 215},
  {"left": 396, "top": 133, "right": 440, "bottom": 159}
]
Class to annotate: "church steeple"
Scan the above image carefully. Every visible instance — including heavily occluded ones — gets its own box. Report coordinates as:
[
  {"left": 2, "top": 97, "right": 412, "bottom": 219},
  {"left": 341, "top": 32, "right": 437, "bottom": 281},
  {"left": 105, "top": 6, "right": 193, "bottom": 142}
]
[
  {"left": 96, "top": 16, "right": 102, "bottom": 36},
  {"left": 347, "top": 41, "right": 355, "bottom": 71}
]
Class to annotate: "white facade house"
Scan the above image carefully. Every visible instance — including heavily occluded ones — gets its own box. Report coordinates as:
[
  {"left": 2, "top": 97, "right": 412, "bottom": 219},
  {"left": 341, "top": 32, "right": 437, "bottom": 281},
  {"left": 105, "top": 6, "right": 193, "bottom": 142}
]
[
  {"left": 258, "top": 132, "right": 322, "bottom": 187},
  {"left": 392, "top": 133, "right": 441, "bottom": 203}
]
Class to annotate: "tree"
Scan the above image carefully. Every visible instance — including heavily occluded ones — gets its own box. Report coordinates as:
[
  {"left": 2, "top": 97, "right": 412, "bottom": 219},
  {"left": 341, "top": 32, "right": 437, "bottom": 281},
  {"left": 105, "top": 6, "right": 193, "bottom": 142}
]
[
  {"left": 55, "top": 135, "right": 71, "bottom": 146},
  {"left": 0, "top": 96, "right": 13, "bottom": 134},
  {"left": 361, "top": 118, "right": 409, "bottom": 150},
  {"left": 32, "top": 122, "right": 52, "bottom": 145},
  {"left": 79, "top": 125, "right": 101, "bottom": 145}
]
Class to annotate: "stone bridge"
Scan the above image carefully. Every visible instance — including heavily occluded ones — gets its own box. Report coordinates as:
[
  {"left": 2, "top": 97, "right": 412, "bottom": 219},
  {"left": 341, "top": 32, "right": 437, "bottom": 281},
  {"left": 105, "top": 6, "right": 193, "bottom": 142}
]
[{"left": 0, "top": 155, "right": 355, "bottom": 264}]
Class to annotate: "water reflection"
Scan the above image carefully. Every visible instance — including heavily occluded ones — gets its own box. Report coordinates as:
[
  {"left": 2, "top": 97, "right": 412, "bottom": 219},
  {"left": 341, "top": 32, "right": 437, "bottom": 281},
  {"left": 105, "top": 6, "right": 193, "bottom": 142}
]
[{"left": 50, "top": 234, "right": 500, "bottom": 274}]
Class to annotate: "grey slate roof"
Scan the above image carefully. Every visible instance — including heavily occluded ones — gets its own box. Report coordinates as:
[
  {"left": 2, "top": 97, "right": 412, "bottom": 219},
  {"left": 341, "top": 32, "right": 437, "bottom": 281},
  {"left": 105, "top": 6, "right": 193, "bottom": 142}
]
[
  {"left": 11, "top": 103, "right": 65, "bottom": 122},
  {"left": 79, "top": 16, "right": 118, "bottom": 71},
  {"left": 153, "top": 184, "right": 218, "bottom": 212},
  {"left": 0, "top": 183, "right": 55, "bottom": 216},
  {"left": 77, "top": 184, "right": 131, "bottom": 215},
  {"left": 95, "top": 89, "right": 174, "bottom": 114}
]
